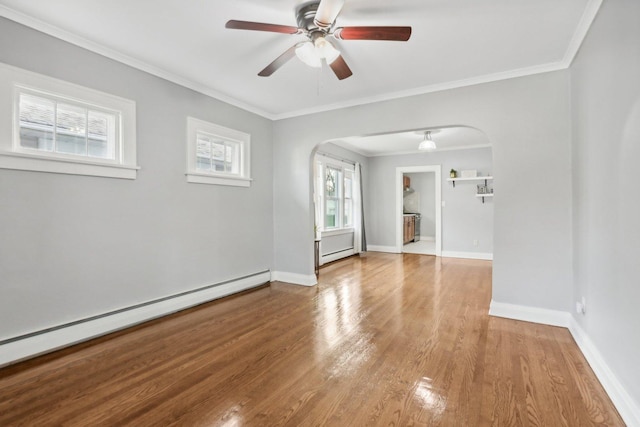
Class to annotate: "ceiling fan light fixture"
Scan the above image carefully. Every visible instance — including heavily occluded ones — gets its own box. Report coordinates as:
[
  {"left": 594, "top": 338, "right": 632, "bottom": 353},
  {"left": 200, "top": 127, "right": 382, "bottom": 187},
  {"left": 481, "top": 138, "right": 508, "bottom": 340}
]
[
  {"left": 418, "top": 131, "right": 437, "bottom": 151},
  {"left": 314, "top": 36, "right": 340, "bottom": 64},
  {"left": 295, "top": 41, "right": 322, "bottom": 67}
]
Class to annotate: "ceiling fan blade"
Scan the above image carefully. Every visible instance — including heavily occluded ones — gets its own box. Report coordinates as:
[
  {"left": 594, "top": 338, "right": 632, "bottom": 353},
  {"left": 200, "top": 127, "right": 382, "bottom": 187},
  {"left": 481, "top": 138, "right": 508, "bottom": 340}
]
[
  {"left": 329, "top": 55, "right": 353, "bottom": 80},
  {"left": 225, "top": 20, "right": 300, "bottom": 34},
  {"left": 314, "top": 0, "right": 345, "bottom": 28},
  {"left": 258, "top": 44, "right": 298, "bottom": 77},
  {"left": 334, "top": 26, "right": 412, "bottom": 41}
]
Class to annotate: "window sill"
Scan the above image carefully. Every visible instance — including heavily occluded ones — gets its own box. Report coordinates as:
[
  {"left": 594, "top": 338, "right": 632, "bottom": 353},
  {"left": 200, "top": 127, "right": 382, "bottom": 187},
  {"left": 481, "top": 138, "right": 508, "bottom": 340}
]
[
  {"left": 321, "top": 228, "right": 355, "bottom": 238},
  {"left": 186, "top": 172, "right": 252, "bottom": 187},
  {"left": 0, "top": 151, "right": 139, "bottom": 179}
]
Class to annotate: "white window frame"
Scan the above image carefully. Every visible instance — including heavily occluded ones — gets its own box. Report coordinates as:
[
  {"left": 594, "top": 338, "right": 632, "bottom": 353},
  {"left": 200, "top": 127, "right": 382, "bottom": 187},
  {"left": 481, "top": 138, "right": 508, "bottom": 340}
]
[
  {"left": 315, "top": 155, "right": 355, "bottom": 234},
  {"left": 0, "top": 62, "right": 138, "bottom": 179},
  {"left": 186, "top": 117, "right": 251, "bottom": 187}
]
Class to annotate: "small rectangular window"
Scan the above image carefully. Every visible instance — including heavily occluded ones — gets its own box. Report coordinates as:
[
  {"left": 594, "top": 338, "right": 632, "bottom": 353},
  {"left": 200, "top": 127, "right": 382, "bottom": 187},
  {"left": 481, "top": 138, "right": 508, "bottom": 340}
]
[
  {"left": 18, "top": 92, "right": 118, "bottom": 161},
  {"left": 186, "top": 117, "right": 251, "bottom": 187},
  {"left": 0, "top": 63, "right": 138, "bottom": 179}
]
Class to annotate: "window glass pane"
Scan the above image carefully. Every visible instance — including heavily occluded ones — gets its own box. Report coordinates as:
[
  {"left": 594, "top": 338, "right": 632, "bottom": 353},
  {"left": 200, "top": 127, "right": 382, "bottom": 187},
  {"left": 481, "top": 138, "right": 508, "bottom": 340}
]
[
  {"left": 196, "top": 134, "right": 212, "bottom": 171},
  {"left": 19, "top": 93, "right": 54, "bottom": 151},
  {"left": 56, "top": 103, "right": 87, "bottom": 155},
  {"left": 87, "top": 110, "right": 115, "bottom": 159},
  {"left": 344, "top": 199, "right": 353, "bottom": 227},
  {"left": 226, "top": 142, "right": 240, "bottom": 174},
  {"left": 325, "top": 199, "right": 337, "bottom": 228},
  {"left": 344, "top": 173, "right": 353, "bottom": 198},
  {"left": 325, "top": 167, "right": 338, "bottom": 198},
  {"left": 212, "top": 141, "right": 226, "bottom": 172}
]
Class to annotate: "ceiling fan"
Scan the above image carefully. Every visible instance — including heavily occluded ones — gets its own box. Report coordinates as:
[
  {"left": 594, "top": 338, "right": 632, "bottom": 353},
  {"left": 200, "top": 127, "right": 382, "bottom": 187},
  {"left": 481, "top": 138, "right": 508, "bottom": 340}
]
[{"left": 225, "top": 0, "right": 412, "bottom": 80}]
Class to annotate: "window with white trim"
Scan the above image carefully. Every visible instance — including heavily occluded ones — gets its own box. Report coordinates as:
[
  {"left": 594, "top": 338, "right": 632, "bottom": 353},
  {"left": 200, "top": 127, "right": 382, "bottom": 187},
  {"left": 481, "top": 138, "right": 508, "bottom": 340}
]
[
  {"left": 0, "top": 63, "right": 138, "bottom": 179},
  {"left": 315, "top": 156, "right": 354, "bottom": 232},
  {"left": 186, "top": 117, "right": 251, "bottom": 187}
]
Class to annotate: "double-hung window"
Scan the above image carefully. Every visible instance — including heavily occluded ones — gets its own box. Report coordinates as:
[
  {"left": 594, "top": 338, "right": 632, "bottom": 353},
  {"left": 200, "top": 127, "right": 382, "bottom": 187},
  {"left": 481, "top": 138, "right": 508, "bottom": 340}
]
[
  {"left": 315, "top": 156, "right": 355, "bottom": 233},
  {"left": 186, "top": 117, "right": 251, "bottom": 187},
  {"left": 0, "top": 63, "right": 138, "bottom": 179}
]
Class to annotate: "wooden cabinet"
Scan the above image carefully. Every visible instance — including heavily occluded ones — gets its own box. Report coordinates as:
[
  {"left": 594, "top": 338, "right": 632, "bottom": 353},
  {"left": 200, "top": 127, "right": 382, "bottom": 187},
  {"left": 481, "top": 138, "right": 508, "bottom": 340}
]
[
  {"left": 403, "top": 215, "right": 415, "bottom": 244},
  {"left": 403, "top": 176, "right": 410, "bottom": 190}
]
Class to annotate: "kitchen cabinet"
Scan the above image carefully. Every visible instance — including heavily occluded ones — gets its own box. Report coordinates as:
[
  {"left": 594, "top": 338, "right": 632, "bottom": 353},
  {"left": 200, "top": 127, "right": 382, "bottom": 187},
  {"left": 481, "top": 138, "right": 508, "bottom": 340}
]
[
  {"left": 403, "top": 176, "right": 410, "bottom": 190},
  {"left": 403, "top": 215, "right": 415, "bottom": 244}
]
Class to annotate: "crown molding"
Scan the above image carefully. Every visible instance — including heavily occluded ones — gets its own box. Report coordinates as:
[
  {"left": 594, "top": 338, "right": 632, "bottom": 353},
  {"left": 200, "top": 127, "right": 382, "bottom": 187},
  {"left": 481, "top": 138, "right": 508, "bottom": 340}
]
[
  {"left": 560, "top": 0, "right": 603, "bottom": 67},
  {"left": 0, "top": 5, "right": 276, "bottom": 120},
  {"left": 2, "top": 0, "right": 603, "bottom": 122}
]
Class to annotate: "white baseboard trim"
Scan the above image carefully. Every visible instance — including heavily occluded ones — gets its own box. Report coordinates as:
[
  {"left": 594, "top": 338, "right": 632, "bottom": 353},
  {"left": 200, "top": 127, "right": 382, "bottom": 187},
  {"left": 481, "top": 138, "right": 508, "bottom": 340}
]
[
  {"left": 367, "top": 245, "right": 401, "bottom": 254},
  {"left": 569, "top": 318, "right": 640, "bottom": 427},
  {"left": 441, "top": 250, "right": 493, "bottom": 261},
  {"left": 0, "top": 271, "right": 271, "bottom": 368},
  {"left": 270, "top": 271, "right": 317, "bottom": 287},
  {"left": 320, "top": 248, "right": 355, "bottom": 266},
  {"left": 489, "top": 300, "right": 640, "bottom": 426},
  {"left": 489, "top": 300, "right": 570, "bottom": 327}
]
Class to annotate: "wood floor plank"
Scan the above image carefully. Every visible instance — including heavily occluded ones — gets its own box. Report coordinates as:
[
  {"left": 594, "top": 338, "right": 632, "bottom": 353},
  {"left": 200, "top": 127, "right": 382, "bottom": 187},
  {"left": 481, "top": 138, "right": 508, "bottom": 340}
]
[{"left": 0, "top": 253, "right": 625, "bottom": 426}]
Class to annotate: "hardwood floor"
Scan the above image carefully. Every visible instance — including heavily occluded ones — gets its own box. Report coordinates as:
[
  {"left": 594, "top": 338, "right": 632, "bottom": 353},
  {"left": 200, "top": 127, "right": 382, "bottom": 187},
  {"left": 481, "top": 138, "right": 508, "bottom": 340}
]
[{"left": 0, "top": 253, "right": 624, "bottom": 426}]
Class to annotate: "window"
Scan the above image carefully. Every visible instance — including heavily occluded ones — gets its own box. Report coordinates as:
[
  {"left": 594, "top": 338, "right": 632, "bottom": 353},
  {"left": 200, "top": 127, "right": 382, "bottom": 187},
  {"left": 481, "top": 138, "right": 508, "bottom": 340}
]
[
  {"left": 186, "top": 117, "right": 251, "bottom": 187},
  {"left": 0, "top": 63, "right": 138, "bottom": 179},
  {"left": 315, "top": 156, "right": 354, "bottom": 232}
]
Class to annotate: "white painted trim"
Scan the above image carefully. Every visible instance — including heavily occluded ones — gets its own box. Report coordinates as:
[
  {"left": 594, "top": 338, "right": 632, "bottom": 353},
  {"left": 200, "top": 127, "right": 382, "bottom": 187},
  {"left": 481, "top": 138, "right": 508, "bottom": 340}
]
[
  {"left": 363, "top": 144, "right": 493, "bottom": 158},
  {"left": 396, "top": 165, "right": 442, "bottom": 256},
  {"left": 321, "top": 228, "right": 354, "bottom": 238},
  {"left": 186, "top": 173, "right": 251, "bottom": 187},
  {"left": 569, "top": 318, "right": 640, "bottom": 427},
  {"left": 320, "top": 248, "right": 354, "bottom": 266},
  {"left": 488, "top": 300, "right": 570, "bottom": 327},
  {"left": 441, "top": 251, "right": 493, "bottom": 261},
  {"left": 420, "top": 236, "right": 435, "bottom": 242},
  {"left": 561, "top": 0, "right": 603, "bottom": 67},
  {"left": 488, "top": 300, "right": 640, "bottom": 426},
  {"left": 366, "top": 245, "right": 401, "bottom": 254},
  {"left": 0, "top": 272, "right": 270, "bottom": 368},
  {"left": 270, "top": 271, "right": 317, "bottom": 287}
]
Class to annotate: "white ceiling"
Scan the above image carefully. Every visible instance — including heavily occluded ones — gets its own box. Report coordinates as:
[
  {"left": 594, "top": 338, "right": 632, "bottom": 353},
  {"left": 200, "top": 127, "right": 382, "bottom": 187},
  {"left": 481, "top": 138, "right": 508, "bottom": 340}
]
[
  {"left": 328, "top": 126, "right": 491, "bottom": 157},
  {"left": 0, "top": 0, "right": 598, "bottom": 119}
]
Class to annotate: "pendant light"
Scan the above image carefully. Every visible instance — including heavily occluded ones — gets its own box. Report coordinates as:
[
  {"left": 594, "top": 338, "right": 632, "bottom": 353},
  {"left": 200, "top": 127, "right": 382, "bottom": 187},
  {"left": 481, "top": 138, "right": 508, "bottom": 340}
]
[{"left": 418, "top": 131, "right": 437, "bottom": 151}]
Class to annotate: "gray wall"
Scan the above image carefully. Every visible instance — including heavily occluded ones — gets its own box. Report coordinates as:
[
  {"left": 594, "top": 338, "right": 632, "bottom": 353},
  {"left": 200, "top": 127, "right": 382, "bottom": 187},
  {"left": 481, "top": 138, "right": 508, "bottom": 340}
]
[
  {"left": 0, "top": 19, "right": 273, "bottom": 340},
  {"left": 375, "top": 147, "right": 493, "bottom": 254},
  {"left": 571, "top": 0, "right": 640, "bottom": 411},
  {"left": 273, "top": 70, "right": 572, "bottom": 311}
]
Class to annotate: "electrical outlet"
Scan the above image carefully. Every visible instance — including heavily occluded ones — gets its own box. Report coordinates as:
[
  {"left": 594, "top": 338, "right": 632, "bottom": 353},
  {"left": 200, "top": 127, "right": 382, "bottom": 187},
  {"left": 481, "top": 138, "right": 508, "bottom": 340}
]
[
  {"left": 473, "top": 239, "right": 479, "bottom": 246},
  {"left": 581, "top": 297, "right": 587, "bottom": 314},
  {"left": 576, "top": 297, "right": 587, "bottom": 315}
]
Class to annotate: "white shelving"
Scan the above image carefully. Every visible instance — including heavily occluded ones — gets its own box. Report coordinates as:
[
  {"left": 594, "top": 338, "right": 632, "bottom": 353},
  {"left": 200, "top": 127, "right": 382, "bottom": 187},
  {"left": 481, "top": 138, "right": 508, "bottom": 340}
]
[{"left": 448, "top": 175, "right": 494, "bottom": 203}]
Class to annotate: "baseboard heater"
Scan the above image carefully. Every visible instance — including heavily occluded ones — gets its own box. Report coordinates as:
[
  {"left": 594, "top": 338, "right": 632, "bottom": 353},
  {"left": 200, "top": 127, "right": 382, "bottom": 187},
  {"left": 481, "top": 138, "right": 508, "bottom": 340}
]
[{"left": 0, "top": 270, "right": 270, "bottom": 367}]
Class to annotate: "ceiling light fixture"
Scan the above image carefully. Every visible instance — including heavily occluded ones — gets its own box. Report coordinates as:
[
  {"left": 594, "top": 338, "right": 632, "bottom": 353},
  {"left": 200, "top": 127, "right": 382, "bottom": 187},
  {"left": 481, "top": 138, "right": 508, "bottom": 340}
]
[
  {"left": 295, "top": 37, "right": 340, "bottom": 68},
  {"left": 418, "top": 131, "right": 437, "bottom": 151}
]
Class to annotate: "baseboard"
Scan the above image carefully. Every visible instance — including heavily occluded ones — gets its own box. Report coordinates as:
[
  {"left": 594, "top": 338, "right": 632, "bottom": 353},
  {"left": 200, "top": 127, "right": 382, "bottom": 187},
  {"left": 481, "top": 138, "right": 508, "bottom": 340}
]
[
  {"left": 489, "top": 300, "right": 640, "bottom": 426},
  {"left": 441, "top": 250, "right": 493, "bottom": 261},
  {"left": 270, "top": 271, "right": 317, "bottom": 287},
  {"left": 0, "top": 271, "right": 271, "bottom": 368},
  {"left": 489, "top": 300, "right": 570, "bottom": 327},
  {"left": 569, "top": 318, "right": 640, "bottom": 427},
  {"left": 367, "top": 245, "right": 400, "bottom": 254},
  {"left": 320, "top": 248, "right": 354, "bottom": 266}
]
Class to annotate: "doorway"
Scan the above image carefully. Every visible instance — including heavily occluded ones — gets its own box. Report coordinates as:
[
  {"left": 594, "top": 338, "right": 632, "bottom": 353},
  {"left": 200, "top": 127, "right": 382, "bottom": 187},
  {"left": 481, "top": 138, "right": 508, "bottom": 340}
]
[{"left": 395, "top": 165, "right": 442, "bottom": 256}]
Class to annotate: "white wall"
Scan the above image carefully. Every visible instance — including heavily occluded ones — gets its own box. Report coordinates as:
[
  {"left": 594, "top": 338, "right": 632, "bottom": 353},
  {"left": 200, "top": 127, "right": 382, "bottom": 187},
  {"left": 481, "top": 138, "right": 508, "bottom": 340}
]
[
  {"left": 0, "top": 18, "right": 273, "bottom": 341},
  {"left": 570, "top": 0, "right": 640, "bottom": 420},
  {"left": 373, "top": 147, "right": 493, "bottom": 255},
  {"left": 274, "top": 72, "right": 572, "bottom": 311}
]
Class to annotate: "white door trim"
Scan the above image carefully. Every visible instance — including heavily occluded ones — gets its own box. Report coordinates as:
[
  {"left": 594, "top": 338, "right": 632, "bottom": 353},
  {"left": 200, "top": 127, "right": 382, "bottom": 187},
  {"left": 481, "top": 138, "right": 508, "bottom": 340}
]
[{"left": 396, "top": 165, "right": 442, "bottom": 256}]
